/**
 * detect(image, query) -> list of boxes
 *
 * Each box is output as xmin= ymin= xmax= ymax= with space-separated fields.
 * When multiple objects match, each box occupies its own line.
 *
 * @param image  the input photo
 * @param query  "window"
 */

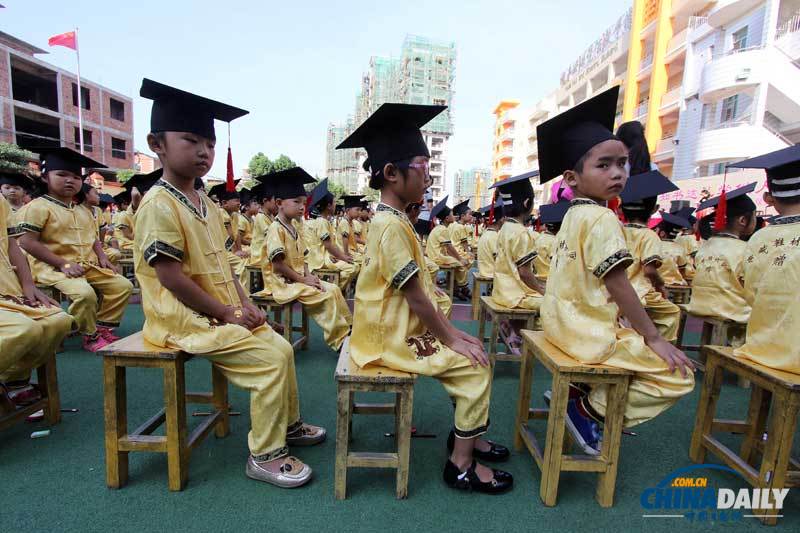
xmin=110 ymin=98 xmax=125 ymax=121
xmin=720 ymin=95 xmax=738 ymax=123
xmin=71 ymin=83 xmax=90 ymax=110
xmin=73 ymin=127 xmax=93 ymax=152
xmin=732 ymin=26 xmax=748 ymax=51
xmin=433 ymin=98 xmax=446 ymax=106
xmin=111 ymin=137 xmax=126 ymax=159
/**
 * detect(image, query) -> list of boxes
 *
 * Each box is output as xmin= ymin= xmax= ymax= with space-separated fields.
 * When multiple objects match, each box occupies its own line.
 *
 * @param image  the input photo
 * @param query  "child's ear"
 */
xmin=563 ymin=169 xmax=578 ymax=189
xmin=147 ymin=133 xmax=163 ymax=155
xmin=383 ymin=163 xmax=399 ymax=184
xmin=763 ymin=191 xmax=774 ymax=207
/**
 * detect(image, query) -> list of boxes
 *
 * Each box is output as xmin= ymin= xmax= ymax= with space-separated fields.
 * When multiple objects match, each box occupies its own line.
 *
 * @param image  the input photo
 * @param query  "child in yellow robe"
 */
xmin=256 ymin=167 xmax=351 ymax=351
xmin=0 ymin=171 xmax=28 ymax=212
xmin=538 ymin=88 xmax=694 ymax=453
xmin=450 ymin=200 xmax=473 ymax=260
xmin=304 ymin=179 xmax=358 ymax=293
xmin=136 ymin=78 xmax=324 ymax=488
xmin=675 ymin=224 xmax=699 ymax=281
xmin=18 ymin=148 xmax=133 ymax=352
xmin=427 ymin=197 xmax=471 ymax=300
xmin=618 ymin=171 xmax=683 ymax=343
xmin=476 ymin=201 xmax=504 ymax=278
xmin=111 ymin=191 xmax=135 ymax=252
xmin=238 ymin=192 xmax=260 ymax=254
xmin=727 ymin=147 xmax=800 ymax=374
xmin=245 ymin=180 xmax=277 ymax=292
xmin=211 ymin=182 xmax=249 ymax=289
xmin=406 ymin=201 xmax=452 ymax=317
xmin=336 ymin=102 xmax=512 ymax=494
xmin=0 ymin=192 xmax=73 ymax=409
xmin=687 ymin=184 xmax=757 ymax=325
xmin=77 ymin=181 xmax=121 ymax=266
xmin=336 ymin=195 xmax=365 ymax=264
xmin=655 ymin=220 xmax=689 ymax=287
xmin=532 ymin=223 xmax=556 ymax=279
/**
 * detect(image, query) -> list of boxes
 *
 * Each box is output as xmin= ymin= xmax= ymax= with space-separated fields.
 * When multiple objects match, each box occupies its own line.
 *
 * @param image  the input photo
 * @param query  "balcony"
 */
xmin=495 ymin=149 xmax=513 ymax=161
xmin=499 ymin=129 xmax=515 ymax=142
xmin=635 ymin=100 xmax=649 ymax=119
xmin=666 ymin=28 xmax=688 ymax=59
xmin=527 ymin=143 xmax=538 ymax=158
xmin=695 ymin=122 xmax=789 ymax=164
xmin=699 ymin=46 xmax=765 ymax=103
xmin=498 ymin=165 xmax=512 ymax=177
xmin=708 ymin=0 xmax=763 ymax=29
xmin=659 ymin=87 xmax=681 ymax=113
xmin=500 ymin=111 xmax=515 ymax=125
xmin=638 ymin=54 xmax=653 ymax=78
xmin=653 ymin=136 xmax=676 ymax=163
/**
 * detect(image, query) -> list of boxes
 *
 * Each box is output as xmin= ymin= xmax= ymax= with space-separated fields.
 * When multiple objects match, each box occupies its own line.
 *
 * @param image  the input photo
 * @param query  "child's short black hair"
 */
xmin=620 ymin=197 xmax=657 ymax=223
xmin=503 ymin=185 xmax=535 ymax=218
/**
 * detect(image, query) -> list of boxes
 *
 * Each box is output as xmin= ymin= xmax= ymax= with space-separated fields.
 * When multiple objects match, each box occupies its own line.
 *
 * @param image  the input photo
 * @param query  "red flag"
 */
xmin=226 ymin=147 xmax=235 ymax=192
xmin=48 ymin=31 xmax=77 ymax=50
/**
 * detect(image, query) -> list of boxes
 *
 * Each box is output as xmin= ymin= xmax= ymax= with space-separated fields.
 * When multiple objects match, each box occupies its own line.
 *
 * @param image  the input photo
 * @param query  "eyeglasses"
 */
xmin=404 ymin=161 xmax=430 ymax=180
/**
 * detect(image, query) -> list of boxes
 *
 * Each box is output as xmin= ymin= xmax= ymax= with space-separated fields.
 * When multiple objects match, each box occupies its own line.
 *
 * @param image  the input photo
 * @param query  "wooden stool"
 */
xmin=334 ymin=338 xmax=415 ymax=500
xmin=676 ymin=305 xmax=746 ymax=373
xmin=314 ymin=268 xmax=341 ymax=289
xmin=477 ymin=295 xmax=538 ymax=362
xmin=690 ymin=345 xmax=800 ymax=525
xmin=0 ymin=354 xmax=60 ymax=431
xmin=246 ymin=266 xmax=264 ymax=294
xmin=117 ymin=258 xmax=139 ymax=294
xmin=436 ymin=266 xmax=456 ymax=301
xmin=119 ymin=249 xmax=133 ymax=261
xmin=470 ymin=274 xmax=492 ymax=320
xmin=251 ymin=295 xmax=309 ymax=350
xmin=515 ymin=330 xmax=632 ymax=507
xmin=99 ymin=332 xmax=230 ymax=491
xmin=665 ymin=283 xmax=691 ymax=304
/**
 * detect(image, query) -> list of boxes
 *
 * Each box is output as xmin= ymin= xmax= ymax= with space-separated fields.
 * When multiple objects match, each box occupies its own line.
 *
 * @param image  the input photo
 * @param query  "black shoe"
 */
xmin=447 ymin=430 xmax=510 ymax=462
xmin=443 ymin=459 xmax=513 ymax=494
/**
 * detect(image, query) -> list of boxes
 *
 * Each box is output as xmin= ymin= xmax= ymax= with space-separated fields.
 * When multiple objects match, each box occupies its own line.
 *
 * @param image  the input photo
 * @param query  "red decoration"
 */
xmin=48 ymin=31 xmax=77 ymax=50
xmin=714 ymin=172 xmax=728 ymax=231
xmin=226 ymin=147 xmax=235 ymax=192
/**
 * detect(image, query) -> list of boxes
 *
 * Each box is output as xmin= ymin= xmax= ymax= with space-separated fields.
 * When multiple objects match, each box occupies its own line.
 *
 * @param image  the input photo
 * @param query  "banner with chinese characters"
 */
xmin=658 ymin=170 xmax=776 ymax=216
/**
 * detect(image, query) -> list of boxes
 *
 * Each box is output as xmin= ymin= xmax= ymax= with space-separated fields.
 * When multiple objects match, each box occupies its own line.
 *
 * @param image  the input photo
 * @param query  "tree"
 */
xmin=0 ymin=142 xmax=36 ymax=174
xmin=271 ymin=154 xmax=296 ymax=172
xmin=116 ymin=169 xmax=135 ymax=183
xmin=359 ymin=185 xmax=379 ymax=204
xmin=328 ymin=181 xmax=347 ymax=201
xmin=247 ymin=152 xmax=272 ymax=177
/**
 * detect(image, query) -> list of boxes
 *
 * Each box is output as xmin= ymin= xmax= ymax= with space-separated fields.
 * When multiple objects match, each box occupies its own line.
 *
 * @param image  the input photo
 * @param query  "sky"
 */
xmin=2 ymin=0 xmax=630 ymax=188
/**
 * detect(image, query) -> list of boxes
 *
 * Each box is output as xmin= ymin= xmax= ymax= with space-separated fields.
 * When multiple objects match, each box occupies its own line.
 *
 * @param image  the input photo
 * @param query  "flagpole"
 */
xmin=74 ymin=27 xmax=84 ymax=154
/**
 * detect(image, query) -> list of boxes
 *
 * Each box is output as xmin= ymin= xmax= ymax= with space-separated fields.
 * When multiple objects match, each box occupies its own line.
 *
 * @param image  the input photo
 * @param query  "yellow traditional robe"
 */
xmin=112 ymin=207 xmax=134 ymax=250
xmin=0 ymin=196 xmax=73 ymax=382
xmin=351 ymin=203 xmax=490 ymax=437
xmin=88 ymin=205 xmax=120 ymax=265
xmin=491 ymin=219 xmax=541 ymax=310
xmin=532 ymin=231 xmax=556 ymax=278
xmin=412 ymin=231 xmax=451 ymax=317
xmin=303 ymin=215 xmax=357 ymax=292
xmin=352 ymin=218 xmax=366 ymax=254
xmin=238 ymin=214 xmax=253 ymax=249
xmin=541 ymin=199 xmax=693 ymax=427
xmin=449 ymin=221 xmax=472 ymax=259
xmin=735 ymin=215 xmax=800 ymax=373
xmin=426 ymin=224 xmax=468 ymax=286
xmin=134 ymin=180 xmax=301 ymax=460
xmin=247 ymin=212 xmax=272 ymax=268
xmin=658 ymin=239 xmax=688 ymax=285
xmin=258 ymin=216 xmax=351 ymax=350
xmin=477 ymin=227 xmax=499 ymax=278
xmin=676 ymin=233 xmax=699 ymax=280
xmin=687 ymin=234 xmax=750 ymax=323
xmin=220 ymin=207 xmax=247 ymax=287
xmin=623 ymin=224 xmax=681 ymax=342
xmin=336 ymin=217 xmax=363 ymax=263
xmin=18 ymin=196 xmax=132 ymax=333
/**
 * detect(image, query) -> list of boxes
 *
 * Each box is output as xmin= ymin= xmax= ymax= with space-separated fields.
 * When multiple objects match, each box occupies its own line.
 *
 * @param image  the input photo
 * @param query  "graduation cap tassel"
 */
xmin=607 ymin=196 xmax=622 ymax=222
xmin=713 ymin=170 xmax=728 ymax=231
xmin=535 ymin=215 xmax=542 ymax=233
xmin=488 ymin=190 xmax=496 ymax=225
xmin=226 ymin=123 xmax=235 ymax=193
xmin=304 ymin=193 xmax=312 ymax=220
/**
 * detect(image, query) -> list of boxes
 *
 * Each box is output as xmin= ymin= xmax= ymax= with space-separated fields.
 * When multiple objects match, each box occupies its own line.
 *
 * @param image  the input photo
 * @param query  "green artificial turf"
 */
xmin=1 ymin=304 xmax=798 ymax=532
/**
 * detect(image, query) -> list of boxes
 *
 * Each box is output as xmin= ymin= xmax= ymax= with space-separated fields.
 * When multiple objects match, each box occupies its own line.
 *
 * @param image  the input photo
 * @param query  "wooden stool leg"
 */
xmin=301 ymin=305 xmax=309 ymax=350
xmin=103 ymin=358 xmax=128 ymax=489
xmin=38 ymin=354 xmax=60 ymax=424
xmin=489 ymin=313 xmax=499 ymax=357
xmin=471 ymin=278 xmax=480 ymax=320
xmin=740 ymin=385 xmax=770 ymax=465
xmin=595 ymin=378 xmax=629 ymax=507
xmin=477 ymin=304 xmax=487 ymax=347
xmin=699 ymin=322 xmax=713 ymax=367
xmin=540 ymin=373 xmax=570 ymax=506
xmin=514 ymin=342 xmax=534 ymax=451
xmin=334 ymin=384 xmax=352 ymax=500
xmin=281 ymin=305 xmax=292 ymax=345
xmin=163 ymin=361 xmax=188 ymax=491
xmin=689 ymin=353 xmax=724 ymax=463
xmin=755 ymin=390 xmax=797 ymax=525
xmin=395 ymin=385 xmax=414 ymax=499
xmin=447 ymin=270 xmax=455 ymax=300
xmin=212 ymin=364 xmax=230 ymax=438
xmin=348 ymin=391 xmax=354 ymax=442
xmin=676 ymin=309 xmax=687 ymax=351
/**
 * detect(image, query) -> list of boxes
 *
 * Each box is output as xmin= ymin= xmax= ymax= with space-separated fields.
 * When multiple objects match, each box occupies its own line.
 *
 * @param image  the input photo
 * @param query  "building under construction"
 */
xmin=325 ymin=35 xmax=456 ymax=200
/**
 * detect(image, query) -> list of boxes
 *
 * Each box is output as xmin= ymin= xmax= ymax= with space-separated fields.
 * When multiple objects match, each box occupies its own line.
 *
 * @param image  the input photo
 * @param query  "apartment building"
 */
xmin=453 ymin=167 xmax=492 ymax=208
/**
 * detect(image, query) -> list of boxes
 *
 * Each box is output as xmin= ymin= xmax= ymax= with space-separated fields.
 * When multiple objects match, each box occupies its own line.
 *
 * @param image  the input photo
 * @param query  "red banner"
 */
xmin=48 ymin=31 xmax=77 ymax=50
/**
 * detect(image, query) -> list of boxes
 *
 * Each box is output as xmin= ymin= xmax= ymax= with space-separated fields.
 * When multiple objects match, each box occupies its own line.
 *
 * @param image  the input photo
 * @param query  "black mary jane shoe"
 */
xmin=447 ymin=430 xmax=510 ymax=462
xmin=443 ymin=459 xmax=513 ymax=494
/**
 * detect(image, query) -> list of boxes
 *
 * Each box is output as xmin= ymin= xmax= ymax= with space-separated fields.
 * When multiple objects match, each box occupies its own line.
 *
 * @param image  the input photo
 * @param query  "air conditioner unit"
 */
xmin=735 ymin=68 xmax=751 ymax=81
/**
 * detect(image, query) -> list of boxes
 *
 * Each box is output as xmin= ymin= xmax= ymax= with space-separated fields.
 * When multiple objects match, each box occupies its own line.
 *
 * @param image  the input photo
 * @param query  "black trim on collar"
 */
xmin=773 ymin=215 xmax=800 ymax=226
xmin=43 ymin=195 xmax=73 ymax=209
xmin=624 ymin=223 xmax=648 ymax=229
xmin=376 ymin=203 xmax=406 ymax=219
xmin=156 ymin=179 xmax=207 ymax=219
xmin=713 ymin=233 xmax=742 ymax=240
xmin=570 ymin=198 xmax=598 ymax=207
xmin=278 ymin=217 xmax=297 ymax=240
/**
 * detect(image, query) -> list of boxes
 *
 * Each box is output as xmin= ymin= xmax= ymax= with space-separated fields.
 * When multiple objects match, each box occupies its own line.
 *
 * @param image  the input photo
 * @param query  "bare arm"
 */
xmin=445 ymin=243 xmax=464 ymax=263
xmin=120 ymin=226 xmax=134 ymax=241
xmin=519 ymin=261 xmax=546 ymax=294
xmin=323 ymin=239 xmax=352 ymax=262
xmin=604 ymin=266 xmax=693 ymax=376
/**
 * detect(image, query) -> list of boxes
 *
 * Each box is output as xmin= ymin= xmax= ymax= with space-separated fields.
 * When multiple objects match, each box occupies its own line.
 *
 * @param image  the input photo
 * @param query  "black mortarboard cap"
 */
xmin=480 ymin=199 xmax=505 ymax=220
xmin=335 ymin=103 xmax=446 ymax=188
xmin=489 ymin=170 xmax=537 ymax=206
xmin=124 ymin=169 xmax=163 ymax=195
xmin=260 ymin=167 xmax=315 ymax=200
xmin=414 ymin=218 xmax=432 ymax=237
xmin=0 ymin=171 xmax=34 ymax=189
xmin=342 ymin=194 xmax=364 ymax=209
xmin=453 ymin=199 xmax=470 ymax=217
xmin=536 ymin=86 xmax=620 ymax=183
xmin=208 ymin=180 xmax=241 ymax=201
xmin=620 ymin=170 xmax=679 ymax=205
xmin=140 ymin=78 xmax=249 ymax=140
xmin=539 ymin=201 xmax=571 ymax=225
xmin=98 ymin=193 xmax=114 ymax=206
xmin=728 ymin=145 xmax=800 ymax=199
xmin=697 ymin=182 xmax=757 ymax=213
xmin=659 ymin=211 xmax=692 ymax=229
xmin=431 ymin=195 xmax=450 ymax=221
xmin=310 ymin=178 xmax=333 ymax=208
xmin=673 ymin=206 xmax=695 ymax=220
xmin=250 ymin=181 xmax=274 ymax=202
xmin=239 ymin=188 xmax=257 ymax=206
xmin=114 ymin=190 xmax=131 ymax=205
xmin=194 ymin=177 xmax=205 ymax=190
xmin=36 ymin=146 xmax=105 ymax=175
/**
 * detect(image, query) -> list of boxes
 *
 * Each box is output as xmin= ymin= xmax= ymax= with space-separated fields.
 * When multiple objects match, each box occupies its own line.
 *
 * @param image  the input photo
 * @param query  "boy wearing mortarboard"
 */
xmin=337 ymin=103 xmax=513 ymax=494
xmin=534 ymin=200 xmax=570 ymax=282
xmin=17 ymin=148 xmax=133 ymax=352
xmin=476 ymin=200 xmax=505 ymax=279
xmin=336 ymin=194 xmax=366 ymax=264
xmin=685 ymin=183 xmax=757 ymax=326
xmin=112 ymin=189 xmax=134 ymax=251
xmin=426 ymin=197 xmax=472 ymax=300
xmin=729 ymin=146 xmax=800 ymax=374
xmin=136 ymin=79 xmax=324 ymax=487
xmin=208 ymin=181 xmax=250 ymax=290
xmin=618 ymin=170 xmax=683 ymax=342
xmin=537 ymin=87 xmax=694 ymax=454
xmin=655 ymin=213 xmax=691 ymax=288
xmin=254 ymin=167 xmax=352 ymax=351
xmin=304 ymin=178 xmax=359 ymax=293
xmin=406 ymin=200 xmax=452 ymax=317
xmin=0 ymin=171 xmax=33 ymax=212
xmin=246 ymin=179 xmax=277 ymax=280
